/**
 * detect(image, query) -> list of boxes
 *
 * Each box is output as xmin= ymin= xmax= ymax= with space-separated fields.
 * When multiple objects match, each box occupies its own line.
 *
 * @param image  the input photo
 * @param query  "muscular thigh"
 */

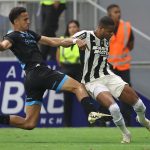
xmin=61 ymin=77 xmax=80 ymax=91
xmin=119 ymin=85 xmax=138 ymax=105
xmin=96 ymin=91 xmax=115 ymax=108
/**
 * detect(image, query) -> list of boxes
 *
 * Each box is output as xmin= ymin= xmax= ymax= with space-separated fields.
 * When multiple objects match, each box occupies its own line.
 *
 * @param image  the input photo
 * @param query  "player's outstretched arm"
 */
xmin=39 ymin=36 xmax=75 ymax=47
xmin=39 ymin=36 xmax=88 ymax=49
xmin=0 ymin=40 xmax=12 ymax=51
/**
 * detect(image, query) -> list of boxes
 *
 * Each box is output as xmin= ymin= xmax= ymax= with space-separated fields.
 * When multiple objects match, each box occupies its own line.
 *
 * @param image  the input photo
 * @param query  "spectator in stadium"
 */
xmin=40 ymin=0 xmax=66 ymax=61
xmin=107 ymin=4 xmax=134 ymax=126
xmin=56 ymin=20 xmax=81 ymax=126
xmin=0 ymin=7 xmax=109 ymax=130
xmin=73 ymin=16 xmax=150 ymax=143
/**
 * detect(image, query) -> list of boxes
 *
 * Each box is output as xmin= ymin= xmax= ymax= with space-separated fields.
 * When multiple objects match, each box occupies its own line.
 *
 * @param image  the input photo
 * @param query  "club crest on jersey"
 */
xmin=93 ymin=46 xmax=109 ymax=56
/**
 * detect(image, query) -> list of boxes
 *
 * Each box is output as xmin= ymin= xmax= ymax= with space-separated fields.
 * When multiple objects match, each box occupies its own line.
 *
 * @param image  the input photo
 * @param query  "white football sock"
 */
xmin=133 ymin=98 xmax=146 ymax=124
xmin=109 ymin=103 xmax=129 ymax=134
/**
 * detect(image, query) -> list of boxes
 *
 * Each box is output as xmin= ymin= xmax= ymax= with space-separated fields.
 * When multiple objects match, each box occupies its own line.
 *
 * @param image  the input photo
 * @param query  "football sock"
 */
xmin=133 ymin=98 xmax=146 ymax=124
xmin=109 ymin=103 xmax=129 ymax=134
xmin=81 ymin=97 xmax=97 ymax=115
xmin=0 ymin=115 xmax=10 ymax=125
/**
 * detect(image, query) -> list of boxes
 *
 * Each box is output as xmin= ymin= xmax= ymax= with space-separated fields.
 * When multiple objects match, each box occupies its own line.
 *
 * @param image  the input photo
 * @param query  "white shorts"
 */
xmin=85 ymin=75 xmax=128 ymax=99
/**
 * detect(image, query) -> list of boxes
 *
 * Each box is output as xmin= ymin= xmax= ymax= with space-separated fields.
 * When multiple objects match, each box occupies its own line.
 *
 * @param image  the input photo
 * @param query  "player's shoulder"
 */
xmin=4 ymin=30 xmax=20 ymax=40
xmin=5 ymin=30 xmax=18 ymax=36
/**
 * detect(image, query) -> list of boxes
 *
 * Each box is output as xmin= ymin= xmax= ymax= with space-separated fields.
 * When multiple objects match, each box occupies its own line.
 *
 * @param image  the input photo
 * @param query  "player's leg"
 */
xmin=119 ymin=85 xmax=150 ymax=131
xmin=0 ymin=104 xmax=41 ymax=130
xmin=0 ymin=68 xmax=43 ymax=130
xmin=87 ymin=81 xmax=131 ymax=143
xmin=0 ymin=68 xmax=45 ymax=129
xmin=41 ymin=67 xmax=110 ymax=122
xmin=60 ymin=76 xmax=112 ymax=123
xmin=58 ymin=76 xmax=98 ymax=115
xmin=10 ymin=104 xmax=41 ymax=129
xmin=0 ymin=85 xmax=43 ymax=130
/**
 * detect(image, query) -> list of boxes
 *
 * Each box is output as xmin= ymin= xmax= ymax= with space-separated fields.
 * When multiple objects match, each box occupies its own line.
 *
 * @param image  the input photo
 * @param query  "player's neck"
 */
xmin=94 ymin=30 xmax=102 ymax=39
xmin=13 ymin=26 xmax=27 ymax=32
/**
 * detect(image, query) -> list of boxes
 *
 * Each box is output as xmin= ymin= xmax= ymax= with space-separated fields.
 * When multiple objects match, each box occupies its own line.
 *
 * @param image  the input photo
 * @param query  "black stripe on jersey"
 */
xmin=94 ymin=56 xmax=103 ymax=78
xmin=103 ymin=59 xmax=109 ymax=75
xmin=84 ymin=34 xmax=96 ymax=83
xmin=79 ymin=50 xmax=85 ymax=82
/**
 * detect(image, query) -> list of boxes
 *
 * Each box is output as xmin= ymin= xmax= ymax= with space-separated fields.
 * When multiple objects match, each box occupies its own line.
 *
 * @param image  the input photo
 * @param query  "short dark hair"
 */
xmin=98 ymin=16 xmax=115 ymax=28
xmin=107 ymin=4 xmax=119 ymax=12
xmin=65 ymin=20 xmax=80 ymax=37
xmin=9 ymin=7 xmax=27 ymax=24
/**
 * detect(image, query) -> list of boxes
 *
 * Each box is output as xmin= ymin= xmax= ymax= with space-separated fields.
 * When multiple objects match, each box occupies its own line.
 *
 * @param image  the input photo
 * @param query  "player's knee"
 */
xmin=76 ymin=83 xmax=85 ymax=93
xmin=109 ymin=103 xmax=120 ymax=114
xmin=71 ymin=82 xmax=85 ymax=93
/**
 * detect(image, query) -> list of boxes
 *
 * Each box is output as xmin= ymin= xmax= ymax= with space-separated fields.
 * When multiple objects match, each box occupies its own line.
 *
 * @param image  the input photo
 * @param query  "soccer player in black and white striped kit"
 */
xmin=73 ymin=16 xmax=150 ymax=143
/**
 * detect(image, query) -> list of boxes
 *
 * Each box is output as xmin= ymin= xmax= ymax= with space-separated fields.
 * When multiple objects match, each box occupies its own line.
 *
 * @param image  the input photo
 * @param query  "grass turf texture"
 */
xmin=0 ymin=127 xmax=149 ymax=150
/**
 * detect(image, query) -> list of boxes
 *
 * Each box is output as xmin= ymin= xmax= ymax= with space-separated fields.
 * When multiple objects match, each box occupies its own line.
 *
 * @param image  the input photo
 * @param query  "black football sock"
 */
xmin=81 ymin=97 xmax=97 ymax=115
xmin=0 ymin=115 xmax=10 ymax=125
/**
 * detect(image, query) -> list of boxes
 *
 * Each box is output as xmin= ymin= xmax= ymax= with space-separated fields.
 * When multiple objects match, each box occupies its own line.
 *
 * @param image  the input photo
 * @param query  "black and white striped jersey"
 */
xmin=73 ymin=30 xmax=114 ymax=84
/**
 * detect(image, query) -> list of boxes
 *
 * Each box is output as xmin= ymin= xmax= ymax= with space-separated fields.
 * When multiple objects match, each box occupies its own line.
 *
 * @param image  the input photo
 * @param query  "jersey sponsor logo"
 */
xmin=20 ymin=32 xmax=36 ymax=45
xmin=24 ymin=39 xmax=36 ymax=45
xmin=93 ymin=45 xmax=109 ymax=56
xmin=92 ymin=39 xmax=109 ymax=56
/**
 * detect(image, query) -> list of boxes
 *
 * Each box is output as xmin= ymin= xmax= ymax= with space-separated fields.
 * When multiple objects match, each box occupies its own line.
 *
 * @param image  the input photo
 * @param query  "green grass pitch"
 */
xmin=0 ymin=127 xmax=149 ymax=150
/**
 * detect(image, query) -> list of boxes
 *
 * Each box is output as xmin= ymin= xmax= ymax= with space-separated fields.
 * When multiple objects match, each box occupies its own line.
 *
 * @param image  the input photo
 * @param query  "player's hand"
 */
xmin=76 ymin=39 xmax=89 ymax=51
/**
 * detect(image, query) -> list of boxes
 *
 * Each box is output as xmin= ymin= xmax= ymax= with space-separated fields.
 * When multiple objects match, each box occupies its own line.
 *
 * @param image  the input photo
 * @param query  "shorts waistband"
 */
xmin=25 ymin=63 xmax=47 ymax=73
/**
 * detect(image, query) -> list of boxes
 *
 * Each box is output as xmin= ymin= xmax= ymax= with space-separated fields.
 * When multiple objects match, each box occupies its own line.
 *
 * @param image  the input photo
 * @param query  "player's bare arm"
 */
xmin=39 ymin=36 xmax=88 ymax=49
xmin=0 ymin=40 xmax=12 ymax=51
xmin=39 ymin=36 xmax=74 ymax=47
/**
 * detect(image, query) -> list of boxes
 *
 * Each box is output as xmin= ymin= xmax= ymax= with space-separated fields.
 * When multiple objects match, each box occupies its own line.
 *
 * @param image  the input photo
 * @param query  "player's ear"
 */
xmin=14 ymin=19 xmax=18 ymax=25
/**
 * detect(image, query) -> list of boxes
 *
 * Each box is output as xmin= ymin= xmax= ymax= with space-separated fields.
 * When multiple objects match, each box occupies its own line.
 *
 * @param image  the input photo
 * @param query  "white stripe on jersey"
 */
xmin=107 ymin=64 xmax=115 ymax=75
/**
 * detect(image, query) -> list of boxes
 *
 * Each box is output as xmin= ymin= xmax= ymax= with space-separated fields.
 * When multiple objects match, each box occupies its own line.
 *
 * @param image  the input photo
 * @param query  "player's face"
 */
xmin=100 ymin=26 xmax=114 ymax=40
xmin=15 ymin=12 xmax=30 ymax=31
xmin=68 ymin=22 xmax=80 ymax=36
xmin=109 ymin=7 xmax=121 ymax=23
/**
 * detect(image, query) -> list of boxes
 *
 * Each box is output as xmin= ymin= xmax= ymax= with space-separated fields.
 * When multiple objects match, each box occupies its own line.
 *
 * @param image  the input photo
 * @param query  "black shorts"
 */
xmin=24 ymin=65 xmax=68 ymax=106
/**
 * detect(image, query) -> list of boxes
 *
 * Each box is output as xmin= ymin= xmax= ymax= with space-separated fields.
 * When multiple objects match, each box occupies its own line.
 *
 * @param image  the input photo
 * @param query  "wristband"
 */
xmin=73 ymin=38 xmax=78 ymax=44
